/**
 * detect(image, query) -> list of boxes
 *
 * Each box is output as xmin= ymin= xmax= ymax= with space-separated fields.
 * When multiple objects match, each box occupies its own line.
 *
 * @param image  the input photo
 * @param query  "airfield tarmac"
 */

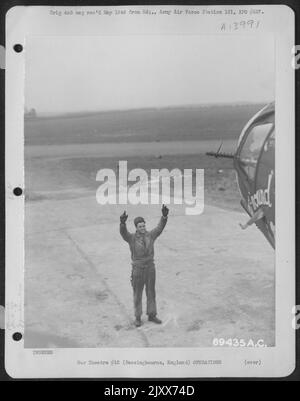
xmin=24 ymin=139 xmax=275 ymax=348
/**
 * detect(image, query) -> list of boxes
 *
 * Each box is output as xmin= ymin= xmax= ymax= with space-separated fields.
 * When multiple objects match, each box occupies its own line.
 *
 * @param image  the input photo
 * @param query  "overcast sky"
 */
xmin=25 ymin=35 xmax=274 ymax=113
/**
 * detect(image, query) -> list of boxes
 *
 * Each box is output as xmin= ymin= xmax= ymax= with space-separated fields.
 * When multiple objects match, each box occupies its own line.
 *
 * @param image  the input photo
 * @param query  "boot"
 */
xmin=134 ymin=317 xmax=142 ymax=327
xmin=148 ymin=315 xmax=162 ymax=324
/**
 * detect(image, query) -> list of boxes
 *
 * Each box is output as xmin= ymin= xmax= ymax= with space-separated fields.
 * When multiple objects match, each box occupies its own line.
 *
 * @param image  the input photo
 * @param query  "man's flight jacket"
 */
xmin=120 ymin=216 xmax=167 ymax=268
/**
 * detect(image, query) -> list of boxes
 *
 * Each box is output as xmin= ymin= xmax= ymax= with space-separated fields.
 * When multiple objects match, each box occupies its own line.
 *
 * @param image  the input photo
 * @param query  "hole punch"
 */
xmin=12 ymin=332 xmax=22 ymax=342
xmin=13 ymin=44 xmax=23 ymax=53
xmin=13 ymin=187 xmax=23 ymax=196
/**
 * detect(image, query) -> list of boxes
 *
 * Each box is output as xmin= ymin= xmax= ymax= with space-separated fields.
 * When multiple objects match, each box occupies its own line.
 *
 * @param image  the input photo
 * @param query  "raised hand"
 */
xmin=162 ymin=204 xmax=169 ymax=218
xmin=239 ymin=222 xmax=247 ymax=230
xmin=120 ymin=211 xmax=128 ymax=224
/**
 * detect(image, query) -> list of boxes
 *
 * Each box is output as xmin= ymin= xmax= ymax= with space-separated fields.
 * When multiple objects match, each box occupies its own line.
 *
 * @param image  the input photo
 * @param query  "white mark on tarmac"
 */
xmin=162 ymin=313 xmax=179 ymax=328
xmin=142 ymin=313 xmax=179 ymax=332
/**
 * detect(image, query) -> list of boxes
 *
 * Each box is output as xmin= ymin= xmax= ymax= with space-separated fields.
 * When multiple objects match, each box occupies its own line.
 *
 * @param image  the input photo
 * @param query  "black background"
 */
xmin=0 ymin=0 xmax=299 ymax=384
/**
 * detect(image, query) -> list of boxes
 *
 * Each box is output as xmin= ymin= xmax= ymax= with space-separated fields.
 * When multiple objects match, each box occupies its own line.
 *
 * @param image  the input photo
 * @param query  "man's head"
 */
xmin=134 ymin=217 xmax=146 ymax=234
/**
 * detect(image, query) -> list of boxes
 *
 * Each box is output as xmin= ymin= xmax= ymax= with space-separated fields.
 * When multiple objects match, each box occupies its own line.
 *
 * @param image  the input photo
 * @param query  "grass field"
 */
xmin=25 ymin=103 xmax=264 ymax=145
xmin=25 ymin=103 xmax=266 ymax=211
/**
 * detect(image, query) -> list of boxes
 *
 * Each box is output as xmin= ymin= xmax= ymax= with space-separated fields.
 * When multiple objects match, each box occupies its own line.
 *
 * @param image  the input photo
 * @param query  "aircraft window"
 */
xmin=240 ymin=123 xmax=273 ymax=180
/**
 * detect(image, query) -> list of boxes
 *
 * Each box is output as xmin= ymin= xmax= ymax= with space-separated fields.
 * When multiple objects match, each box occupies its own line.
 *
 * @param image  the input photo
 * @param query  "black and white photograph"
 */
xmin=23 ymin=33 xmax=276 ymax=348
xmin=4 ymin=4 xmax=295 ymax=378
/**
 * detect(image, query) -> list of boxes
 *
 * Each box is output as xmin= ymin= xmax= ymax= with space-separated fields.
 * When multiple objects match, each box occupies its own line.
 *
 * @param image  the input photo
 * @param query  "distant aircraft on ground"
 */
xmin=207 ymin=102 xmax=275 ymax=248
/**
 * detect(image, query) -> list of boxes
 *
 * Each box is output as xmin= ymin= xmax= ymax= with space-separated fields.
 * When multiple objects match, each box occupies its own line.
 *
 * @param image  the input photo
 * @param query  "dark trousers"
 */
xmin=131 ymin=265 xmax=157 ymax=319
